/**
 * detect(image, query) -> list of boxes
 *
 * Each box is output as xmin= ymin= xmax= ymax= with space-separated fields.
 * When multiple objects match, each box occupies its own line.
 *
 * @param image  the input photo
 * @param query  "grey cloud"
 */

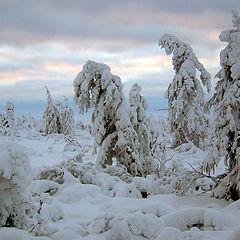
xmin=0 ymin=0 xmax=238 ymax=48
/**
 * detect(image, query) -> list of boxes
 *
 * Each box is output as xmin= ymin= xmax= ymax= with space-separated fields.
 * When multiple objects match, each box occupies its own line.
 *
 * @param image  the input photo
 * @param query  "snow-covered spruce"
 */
xmin=202 ymin=11 xmax=240 ymax=200
xmin=43 ymin=86 xmax=62 ymax=135
xmin=148 ymin=115 xmax=167 ymax=175
xmin=61 ymin=97 xmax=75 ymax=136
xmin=74 ymin=60 xmax=150 ymax=176
xmin=0 ymin=142 xmax=36 ymax=230
xmin=0 ymin=113 xmax=7 ymax=135
xmin=159 ymin=34 xmax=211 ymax=149
xmin=129 ymin=83 xmax=162 ymax=175
xmin=43 ymin=86 xmax=75 ymax=136
xmin=0 ymin=101 xmax=15 ymax=136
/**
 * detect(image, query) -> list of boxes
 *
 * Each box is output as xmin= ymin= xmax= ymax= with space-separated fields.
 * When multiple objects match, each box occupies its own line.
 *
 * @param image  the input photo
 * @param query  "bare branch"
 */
xmin=188 ymin=163 xmax=219 ymax=184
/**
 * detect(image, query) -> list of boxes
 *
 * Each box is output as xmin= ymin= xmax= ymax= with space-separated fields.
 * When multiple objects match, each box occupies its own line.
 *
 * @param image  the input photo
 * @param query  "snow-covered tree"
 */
xmin=5 ymin=101 xmax=15 ymax=130
xmin=43 ymin=87 xmax=75 ymax=136
xmin=202 ymin=11 xmax=240 ymax=200
xmin=148 ymin=115 xmax=167 ymax=174
xmin=0 ymin=113 xmax=7 ymax=135
xmin=0 ymin=142 xmax=36 ymax=230
xmin=0 ymin=102 xmax=15 ymax=136
xmin=61 ymin=97 xmax=75 ymax=136
xmin=159 ymin=34 xmax=211 ymax=149
xmin=129 ymin=84 xmax=152 ymax=168
xmin=74 ymin=60 xmax=146 ymax=176
xmin=43 ymin=86 xmax=61 ymax=135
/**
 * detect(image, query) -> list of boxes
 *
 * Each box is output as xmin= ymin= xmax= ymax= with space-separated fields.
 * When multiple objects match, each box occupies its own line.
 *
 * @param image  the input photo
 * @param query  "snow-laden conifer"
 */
xmin=61 ymin=97 xmax=75 ymax=136
xmin=0 ymin=102 xmax=15 ymax=136
xmin=159 ymin=34 xmax=211 ymax=149
xmin=0 ymin=142 xmax=36 ymax=230
xmin=148 ymin=115 xmax=167 ymax=175
xmin=73 ymin=60 xmax=145 ymax=176
xmin=43 ymin=86 xmax=61 ymax=134
xmin=202 ymin=11 xmax=240 ymax=200
xmin=129 ymin=83 xmax=159 ymax=175
xmin=5 ymin=101 xmax=15 ymax=130
xmin=0 ymin=113 xmax=7 ymax=135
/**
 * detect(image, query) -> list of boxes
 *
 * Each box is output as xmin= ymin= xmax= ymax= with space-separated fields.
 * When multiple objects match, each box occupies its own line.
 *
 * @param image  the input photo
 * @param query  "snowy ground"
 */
xmin=1 ymin=129 xmax=240 ymax=240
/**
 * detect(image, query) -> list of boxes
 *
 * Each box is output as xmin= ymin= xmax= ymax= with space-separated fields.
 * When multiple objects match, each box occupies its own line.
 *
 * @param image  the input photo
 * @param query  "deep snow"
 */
xmin=0 ymin=128 xmax=240 ymax=240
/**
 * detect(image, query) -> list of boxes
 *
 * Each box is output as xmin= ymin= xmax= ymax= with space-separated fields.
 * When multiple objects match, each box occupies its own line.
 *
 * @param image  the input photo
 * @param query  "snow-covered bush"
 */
xmin=14 ymin=114 xmax=41 ymax=138
xmin=159 ymin=34 xmax=211 ymax=149
xmin=34 ymin=166 xmax=64 ymax=184
xmin=73 ymin=60 xmax=147 ymax=176
xmin=202 ymin=11 xmax=240 ymax=200
xmin=0 ymin=142 xmax=36 ymax=230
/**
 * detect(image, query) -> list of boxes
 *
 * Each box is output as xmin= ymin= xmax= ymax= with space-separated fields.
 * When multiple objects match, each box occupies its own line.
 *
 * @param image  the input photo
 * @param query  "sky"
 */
xmin=0 ymin=0 xmax=239 ymax=118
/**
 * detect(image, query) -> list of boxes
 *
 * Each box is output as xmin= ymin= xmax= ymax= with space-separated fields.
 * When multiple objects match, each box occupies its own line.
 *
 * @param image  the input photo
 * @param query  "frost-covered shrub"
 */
xmin=132 ymin=176 xmax=162 ymax=197
xmin=76 ymin=119 xmax=85 ymax=131
xmin=159 ymin=34 xmax=211 ymax=149
xmin=104 ymin=165 xmax=133 ymax=183
xmin=34 ymin=166 xmax=64 ymax=184
xmin=202 ymin=11 xmax=240 ymax=200
xmin=30 ymin=180 xmax=60 ymax=196
xmin=73 ymin=60 xmax=147 ymax=176
xmin=14 ymin=114 xmax=42 ymax=138
xmin=0 ymin=142 xmax=36 ymax=230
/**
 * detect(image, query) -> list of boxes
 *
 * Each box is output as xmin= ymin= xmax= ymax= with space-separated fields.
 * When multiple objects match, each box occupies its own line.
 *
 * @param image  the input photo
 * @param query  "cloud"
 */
xmin=0 ymin=0 xmax=236 ymax=105
xmin=0 ymin=0 xmax=237 ymax=48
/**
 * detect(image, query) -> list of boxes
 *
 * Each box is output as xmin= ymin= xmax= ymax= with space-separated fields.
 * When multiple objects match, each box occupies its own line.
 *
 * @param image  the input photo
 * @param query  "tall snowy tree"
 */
xmin=148 ymin=115 xmax=167 ymax=172
xmin=159 ymin=34 xmax=211 ymax=149
xmin=73 ymin=60 xmax=146 ymax=176
xmin=43 ymin=86 xmax=61 ymax=134
xmin=0 ymin=102 xmax=15 ymax=136
xmin=61 ymin=97 xmax=75 ymax=136
xmin=129 ymin=83 xmax=150 ymax=157
xmin=129 ymin=83 xmax=159 ymax=175
xmin=5 ymin=101 xmax=15 ymax=130
xmin=202 ymin=11 xmax=240 ymax=200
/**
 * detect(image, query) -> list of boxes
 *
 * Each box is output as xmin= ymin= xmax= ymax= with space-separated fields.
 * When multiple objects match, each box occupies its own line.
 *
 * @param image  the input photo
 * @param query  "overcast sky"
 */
xmin=0 ymin=0 xmax=239 ymax=112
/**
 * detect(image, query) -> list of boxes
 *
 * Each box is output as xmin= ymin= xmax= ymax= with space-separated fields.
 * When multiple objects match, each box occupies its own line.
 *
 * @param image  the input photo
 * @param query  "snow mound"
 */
xmin=160 ymin=207 xmax=224 ymax=231
xmin=156 ymin=227 xmax=183 ymax=240
xmin=0 ymin=227 xmax=51 ymax=240
xmin=88 ymin=212 xmax=164 ymax=240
